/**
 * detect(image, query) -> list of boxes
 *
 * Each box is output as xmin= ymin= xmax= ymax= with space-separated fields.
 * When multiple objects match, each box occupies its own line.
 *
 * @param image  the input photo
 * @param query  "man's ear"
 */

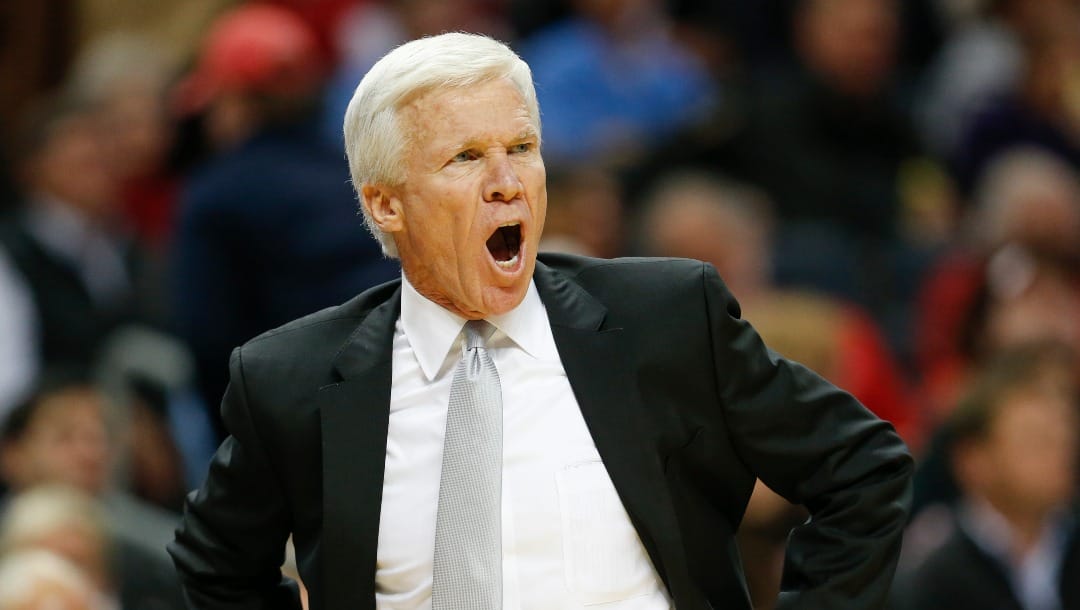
xmin=361 ymin=183 xmax=404 ymax=234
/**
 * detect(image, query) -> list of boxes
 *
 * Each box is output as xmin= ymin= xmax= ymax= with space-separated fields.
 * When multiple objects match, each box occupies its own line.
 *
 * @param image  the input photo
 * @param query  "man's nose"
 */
xmin=484 ymin=152 xmax=522 ymax=203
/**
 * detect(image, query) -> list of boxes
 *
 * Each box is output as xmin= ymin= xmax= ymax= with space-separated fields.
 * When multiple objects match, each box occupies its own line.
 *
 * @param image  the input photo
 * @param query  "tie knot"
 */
xmin=464 ymin=320 xmax=494 ymax=350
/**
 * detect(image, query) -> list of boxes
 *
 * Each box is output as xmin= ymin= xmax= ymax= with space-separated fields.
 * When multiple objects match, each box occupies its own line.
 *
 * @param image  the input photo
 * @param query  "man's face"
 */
xmin=365 ymin=77 xmax=546 ymax=318
xmin=29 ymin=116 xmax=117 ymax=220
xmin=2 ymin=389 xmax=110 ymax=495
xmin=798 ymin=0 xmax=899 ymax=98
xmin=961 ymin=390 xmax=1079 ymax=518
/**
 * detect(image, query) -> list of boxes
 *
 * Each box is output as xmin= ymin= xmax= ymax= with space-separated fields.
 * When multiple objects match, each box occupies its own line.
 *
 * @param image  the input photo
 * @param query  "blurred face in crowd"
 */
xmin=362 ymin=78 xmax=547 ymax=318
xmin=996 ymin=180 xmax=1080 ymax=259
xmin=23 ymin=114 xmax=117 ymax=221
xmin=646 ymin=193 xmax=769 ymax=301
xmin=1023 ymin=19 xmax=1080 ymax=133
xmin=97 ymin=85 xmax=172 ymax=181
xmin=984 ymin=265 xmax=1080 ymax=356
xmin=543 ymin=170 xmax=623 ymax=259
xmin=1 ymin=388 xmax=110 ymax=495
xmin=796 ymin=0 xmax=899 ymax=98
xmin=956 ymin=389 xmax=1079 ymax=521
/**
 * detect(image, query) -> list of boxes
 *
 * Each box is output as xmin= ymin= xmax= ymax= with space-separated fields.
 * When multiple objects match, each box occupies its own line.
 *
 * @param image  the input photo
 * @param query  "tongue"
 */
xmin=487 ymin=230 xmax=513 ymax=262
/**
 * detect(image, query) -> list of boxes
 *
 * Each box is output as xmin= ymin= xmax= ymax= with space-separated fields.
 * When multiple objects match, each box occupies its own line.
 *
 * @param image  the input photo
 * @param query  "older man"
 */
xmin=169 ymin=33 xmax=912 ymax=610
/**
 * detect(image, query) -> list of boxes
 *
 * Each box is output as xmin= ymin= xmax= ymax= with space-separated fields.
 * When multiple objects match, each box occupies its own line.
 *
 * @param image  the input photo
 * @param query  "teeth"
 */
xmin=495 ymin=253 xmax=519 ymax=269
xmin=500 ymin=222 xmax=520 ymax=228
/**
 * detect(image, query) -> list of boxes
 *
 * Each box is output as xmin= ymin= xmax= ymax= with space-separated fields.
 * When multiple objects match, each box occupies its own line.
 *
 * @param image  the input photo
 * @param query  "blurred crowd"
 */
xmin=2 ymin=0 xmax=1080 ymax=607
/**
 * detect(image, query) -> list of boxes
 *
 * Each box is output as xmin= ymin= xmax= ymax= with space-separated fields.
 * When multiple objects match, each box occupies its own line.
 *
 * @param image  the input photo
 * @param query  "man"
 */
xmin=895 ymin=343 xmax=1080 ymax=610
xmin=171 ymin=4 xmax=399 ymax=438
xmin=169 ymin=33 xmax=912 ymax=609
xmin=0 ymin=96 xmax=147 ymax=417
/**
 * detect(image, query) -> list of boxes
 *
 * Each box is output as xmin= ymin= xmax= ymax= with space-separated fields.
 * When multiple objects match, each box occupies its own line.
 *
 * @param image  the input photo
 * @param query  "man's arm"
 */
xmin=701 ymin=263 xmax=913 ymax=609
xmin=168 ymin=348 xmax=301 ymax=610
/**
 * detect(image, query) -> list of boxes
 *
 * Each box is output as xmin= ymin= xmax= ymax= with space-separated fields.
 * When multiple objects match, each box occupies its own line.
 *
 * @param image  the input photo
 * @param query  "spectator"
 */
xmin=518 ymin=0 xmax=716 ymax=165
xmin=67 ymin=33 xmax=181 ymax=255
xmin=917 ymin=0 xmax=1032 ymax=156
xmin=0 ymin=483 xmax=182 ymax=610
xmin=916 ymin=147 xmax=1080 ymax=418
xmin=170 ymin=4 xmax=399 ymax=435
xmin=726 ymin=0 xmax=920 ymax=240
xmin=950 ymin=2 xmax=1080 ymax=196
xmin=895 ymin=342 xmax=1080 ymax=610
xmin=324 ymin=0 xmax=510 ymax=147
xmin=642 ymin=0 xmax=933 ymax=330
xmin=539 ymin=167 xmax=625 ymax=258
xmin=0 ymin=94 xmax=159 ymax=418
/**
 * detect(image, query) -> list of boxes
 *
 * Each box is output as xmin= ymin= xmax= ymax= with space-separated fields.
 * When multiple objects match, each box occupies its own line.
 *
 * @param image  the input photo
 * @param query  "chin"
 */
xmin=479 ymin=283 xmax=529 ymax=316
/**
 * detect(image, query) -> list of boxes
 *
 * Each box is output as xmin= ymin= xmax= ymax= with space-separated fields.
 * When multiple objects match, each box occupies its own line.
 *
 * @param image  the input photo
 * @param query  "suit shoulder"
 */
xmin=538 ymin=253 xmax=723 ymax=322
xmin=540 ymin=252 xmax=708 ymax=288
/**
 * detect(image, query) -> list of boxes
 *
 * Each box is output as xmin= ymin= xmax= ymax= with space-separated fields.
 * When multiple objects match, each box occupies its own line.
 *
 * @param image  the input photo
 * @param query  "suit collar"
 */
xmin=331 ymin=284 xmax=401 ymax=380
xmin=533 ymin=260 xmax=606 ymax=331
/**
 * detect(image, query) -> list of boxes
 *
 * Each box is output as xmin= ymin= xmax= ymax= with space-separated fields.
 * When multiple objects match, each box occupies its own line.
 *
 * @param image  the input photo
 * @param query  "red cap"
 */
xmin=175 ymin=3 xmax=324 ymax=114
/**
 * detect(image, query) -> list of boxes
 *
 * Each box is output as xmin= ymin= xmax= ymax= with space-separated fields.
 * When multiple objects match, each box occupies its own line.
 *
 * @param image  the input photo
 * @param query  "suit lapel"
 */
xmin=317 ymin=289 xmax=401 ymax=610
xmin=534 ymin=262 xmax=699 ymax=607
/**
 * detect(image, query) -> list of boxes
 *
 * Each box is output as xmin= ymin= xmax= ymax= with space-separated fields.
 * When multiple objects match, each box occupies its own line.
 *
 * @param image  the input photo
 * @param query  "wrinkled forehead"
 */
xmin=396 ymin=77 xmax=538 ymax=131
xmin=396 ymin=80 xmax=539 ymax=153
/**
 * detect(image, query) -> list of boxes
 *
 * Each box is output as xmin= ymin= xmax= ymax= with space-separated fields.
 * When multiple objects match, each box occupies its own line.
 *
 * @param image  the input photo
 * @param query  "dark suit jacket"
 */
xmin=169 ymin=254 xmax=913 ymax=610
xmin=893 ymin=512 xmax=1080 ymax=610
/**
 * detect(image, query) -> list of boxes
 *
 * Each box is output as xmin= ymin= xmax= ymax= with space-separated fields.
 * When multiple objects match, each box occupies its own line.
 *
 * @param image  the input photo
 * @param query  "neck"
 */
xmin=985 ymin=497 xmax=1059 ymax=561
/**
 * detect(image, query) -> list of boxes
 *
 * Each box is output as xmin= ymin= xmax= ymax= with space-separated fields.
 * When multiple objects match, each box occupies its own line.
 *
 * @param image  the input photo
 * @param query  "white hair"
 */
xmin=0 ymin=550 xmax=102 ymax=609
xmin=343 ymin=32 xmax=540 ymax=258
xmin=0 ymin=485 xmax=106 ymax=556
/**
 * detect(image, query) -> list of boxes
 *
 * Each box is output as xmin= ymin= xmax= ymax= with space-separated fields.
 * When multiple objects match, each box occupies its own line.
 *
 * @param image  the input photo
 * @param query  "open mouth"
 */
xmin=486 ymin=222 xmax=522 ymax=269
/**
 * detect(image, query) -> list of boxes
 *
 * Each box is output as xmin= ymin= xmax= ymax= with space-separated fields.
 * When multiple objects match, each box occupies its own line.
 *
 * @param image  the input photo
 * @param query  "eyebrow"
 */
xmin=514 ymin=127 xmax=540 ymax=141
xmin=447 ymin=128 xmax=540 ymax=153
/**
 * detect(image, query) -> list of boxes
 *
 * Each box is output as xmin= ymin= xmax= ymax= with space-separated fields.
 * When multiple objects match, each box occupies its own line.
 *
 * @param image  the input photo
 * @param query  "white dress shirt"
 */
xmin=374 ymin=274 xmax=672 ymax=610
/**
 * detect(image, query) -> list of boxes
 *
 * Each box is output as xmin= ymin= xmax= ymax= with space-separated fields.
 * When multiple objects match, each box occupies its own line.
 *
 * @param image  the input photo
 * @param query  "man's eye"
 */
xmin=510 ymin=143 xmax=533 ymax=154
xmin=453 ymin=150 xmax=478 ymax=162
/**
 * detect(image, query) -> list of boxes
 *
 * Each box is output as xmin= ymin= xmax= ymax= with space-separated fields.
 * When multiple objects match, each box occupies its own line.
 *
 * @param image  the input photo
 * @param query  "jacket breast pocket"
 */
xmin=556 ymin=460 xmax=662 ymax=606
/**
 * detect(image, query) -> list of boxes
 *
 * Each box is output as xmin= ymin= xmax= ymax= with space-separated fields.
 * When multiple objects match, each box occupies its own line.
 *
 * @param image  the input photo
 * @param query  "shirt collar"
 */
xmin=400 ymin=273 xmax=556 ymax=381
xmin=959 ymin=497 xmax=1073 ymax=566
xmin=487 ymin=280 xmax=554 ymax=362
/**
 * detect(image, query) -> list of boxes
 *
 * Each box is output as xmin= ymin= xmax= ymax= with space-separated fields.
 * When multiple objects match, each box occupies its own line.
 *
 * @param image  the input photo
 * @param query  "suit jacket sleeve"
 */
xmin=701 ymin=263 xmax=913 ymax=609
xmin=168 ymin=348 xmax=302 ymax=610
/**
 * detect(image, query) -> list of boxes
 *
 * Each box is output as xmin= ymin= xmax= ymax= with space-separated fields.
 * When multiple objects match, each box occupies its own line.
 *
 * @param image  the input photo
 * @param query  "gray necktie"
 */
xmin=432 ymin=320 xmax=502 ymax=609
